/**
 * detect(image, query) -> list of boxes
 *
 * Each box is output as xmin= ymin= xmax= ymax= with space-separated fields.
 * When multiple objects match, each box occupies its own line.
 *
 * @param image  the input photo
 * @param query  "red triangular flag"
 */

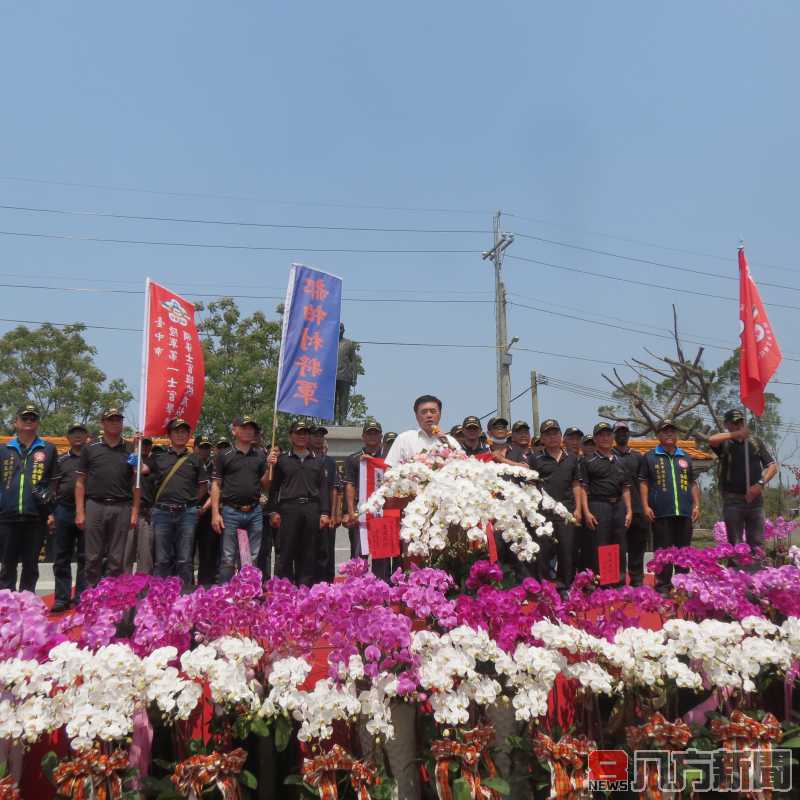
xmin=739 ymin=248 xmax=781 ymax=416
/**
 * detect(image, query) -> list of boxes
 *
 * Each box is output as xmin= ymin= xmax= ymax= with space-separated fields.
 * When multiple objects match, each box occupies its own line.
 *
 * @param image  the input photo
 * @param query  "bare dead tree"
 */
xmin=600 ymin=306 xmax=723 ymax=441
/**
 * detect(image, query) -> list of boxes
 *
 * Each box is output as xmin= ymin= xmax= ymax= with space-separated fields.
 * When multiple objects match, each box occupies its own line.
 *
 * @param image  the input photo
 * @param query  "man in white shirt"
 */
xmin=384 ymin=395 xmax=461 ymax=467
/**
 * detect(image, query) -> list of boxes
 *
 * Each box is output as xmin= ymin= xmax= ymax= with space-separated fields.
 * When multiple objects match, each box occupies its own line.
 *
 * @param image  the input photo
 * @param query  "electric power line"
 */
xmin=507 ymin=254 xmax=798 ymax=312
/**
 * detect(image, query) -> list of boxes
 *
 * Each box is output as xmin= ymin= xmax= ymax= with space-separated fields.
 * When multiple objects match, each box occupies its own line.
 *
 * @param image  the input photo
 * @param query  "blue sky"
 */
xmin=1 ymin=2 xmax=799 ymax=448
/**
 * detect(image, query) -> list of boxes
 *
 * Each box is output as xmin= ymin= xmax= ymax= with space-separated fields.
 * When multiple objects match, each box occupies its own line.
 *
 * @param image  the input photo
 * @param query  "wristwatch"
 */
xmin=757 ymin=479 xmax=765 ymax=487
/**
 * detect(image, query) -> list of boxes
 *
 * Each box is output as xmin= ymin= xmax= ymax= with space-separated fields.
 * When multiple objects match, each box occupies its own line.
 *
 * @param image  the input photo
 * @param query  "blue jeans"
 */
xmin=152 ymin=506 xmax=200 ymax=590
xmin=217 ymin=506 xmax=262 ymax=583
xmin=53 ymin=504 xmax=87 ymax=605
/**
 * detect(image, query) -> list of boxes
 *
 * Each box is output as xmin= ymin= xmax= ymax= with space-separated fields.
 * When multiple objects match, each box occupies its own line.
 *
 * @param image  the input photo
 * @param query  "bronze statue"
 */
xmin=335 ymin=323 xmax=359 ymax=425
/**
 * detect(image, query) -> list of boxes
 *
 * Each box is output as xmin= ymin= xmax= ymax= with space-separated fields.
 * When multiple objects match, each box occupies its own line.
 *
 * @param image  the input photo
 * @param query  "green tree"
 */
xmin=195 ymin=298 xmax=283 ymax=440
xmin=0 ymin=323 xmax=132 ymax=435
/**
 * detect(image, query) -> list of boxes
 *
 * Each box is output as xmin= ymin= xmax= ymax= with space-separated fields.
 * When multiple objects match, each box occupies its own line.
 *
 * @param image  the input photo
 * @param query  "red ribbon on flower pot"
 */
xmin=531 ymin=732 xmax=595 ymax=799
xmin=710 ymin=710 xmax=782 ymax=796
xmin=0 ymin=776 xmax=20 ymax=800
xmin=430 ymin=723 xmax=501 ymax=800
xmin=626 ymin=713 xmax=691 ymax=800
xmin=171 ymin=748 xmax=247 ymax=799
xmin=302 ymin=745 xmax=379 ymax=800
xmin=52 ymin=747 xmax=130 ymax=800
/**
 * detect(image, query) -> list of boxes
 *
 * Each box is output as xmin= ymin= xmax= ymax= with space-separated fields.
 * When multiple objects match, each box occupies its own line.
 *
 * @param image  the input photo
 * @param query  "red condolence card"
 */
xmin=597 ymin=544 xmax=620 ymax=585
xmin=367 ymin=516 xmax=401 ymax=559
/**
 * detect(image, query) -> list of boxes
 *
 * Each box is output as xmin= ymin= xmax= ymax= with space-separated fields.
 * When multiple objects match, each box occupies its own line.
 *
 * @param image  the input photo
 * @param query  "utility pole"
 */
xmin=530 ymin=370 xmax=540 ymax=434
xmin=482 ymin=211 xmax=514 ymax=422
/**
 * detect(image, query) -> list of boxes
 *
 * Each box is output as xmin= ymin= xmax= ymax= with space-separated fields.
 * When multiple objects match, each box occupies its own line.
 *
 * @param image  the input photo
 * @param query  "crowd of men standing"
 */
xmin=0 ymin=395 xmax=778 ymax=606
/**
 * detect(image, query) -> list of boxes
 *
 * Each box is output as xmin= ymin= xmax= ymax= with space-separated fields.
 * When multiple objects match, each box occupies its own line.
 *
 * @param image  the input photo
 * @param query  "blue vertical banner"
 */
xmin=275 ymin=264 xmax=342 ymax=419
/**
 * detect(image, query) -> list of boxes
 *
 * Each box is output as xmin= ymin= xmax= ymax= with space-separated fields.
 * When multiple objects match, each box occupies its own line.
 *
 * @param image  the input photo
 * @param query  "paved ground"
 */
xmin=34 ymin=527 xmax=356 ymax=595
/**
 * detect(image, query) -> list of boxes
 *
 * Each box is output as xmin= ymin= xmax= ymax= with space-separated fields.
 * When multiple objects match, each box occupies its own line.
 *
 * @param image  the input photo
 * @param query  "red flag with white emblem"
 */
xmin=139 ymin=279 xmax=205 ymax=436
xmin=739 ymin=247 xmax=781 ymax=416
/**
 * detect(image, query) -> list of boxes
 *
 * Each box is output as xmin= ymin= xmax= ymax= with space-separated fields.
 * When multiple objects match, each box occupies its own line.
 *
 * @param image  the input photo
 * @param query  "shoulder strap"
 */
xmin=154 ymin=454 xmax=190 ymax=502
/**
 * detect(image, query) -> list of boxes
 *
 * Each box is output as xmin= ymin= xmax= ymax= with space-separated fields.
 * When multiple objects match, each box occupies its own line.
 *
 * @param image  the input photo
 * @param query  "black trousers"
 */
xmin=276 ymin=501 xmax=320 ymax=587
xmin=587 ymin=500 xmax=627 ymax=585
xmin=626 ymin=512 xmax=650 ymax=586
xmin=0 ymin=516 xmax=45 ymax=592
xmin=53 ymin=504 xmax=87 ymax=605
xmin=555 ymin=520 xmax=580 ymax=589
xmin=652 ymin=516 xmax=692 ymax=587
xmin=257 ymin=515 xmax=276 ymax=579
xmin=195 ymin=508 xmax=218 ymax=587
xmin=372 ymin=557 xmax=396 ymax=582
xmin=316 ymin=526 xmax=336 ymax=583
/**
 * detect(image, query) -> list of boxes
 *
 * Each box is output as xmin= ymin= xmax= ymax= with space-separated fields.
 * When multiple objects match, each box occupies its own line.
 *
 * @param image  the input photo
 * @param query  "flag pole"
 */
xmin=269 ymin=265 xmax=298 ymax=478
xmin=136 ymin=278 xmax=152 ymax=489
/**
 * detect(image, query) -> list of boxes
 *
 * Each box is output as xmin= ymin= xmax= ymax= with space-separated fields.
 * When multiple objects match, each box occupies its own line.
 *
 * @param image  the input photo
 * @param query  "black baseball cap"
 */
xmin=215 ymin=438 xmax=231 ymax=449
xmin=363 ymin=419 xmax=382 ymax=434
xmin=593 ymin=422 xmax=613 ymax=435
xmin=234 ymin=415 xmax=261 ymax=431
xmin=450 ymin=424 xmax=463 ymax=436
xmin=289 ymin=419 xmax=310 ymax=433
xmin=17 ymin=403 xmax=40 ymax=419
xmin=512 ymin=420 xmax=531 ymax=432
xmin=582 ymin=434 xmax=595 ymax=444
xmin=540 ymin=419 xmax=560 ymax=434
xmin=167 ymin=417 xmax=191 ymax=432
xmin=383 ymin=431 xmax=398 ymax=442
xmin=657 ymin=418 xmax=678 ymax=432
xmin=462 ymin=416 xmax=482 ymax=430
xmin=142 ymin=436 xmax=153 ymax=446
xmin=724 ymin=409 xmax=745 ymax=424
xmin=194 ymin=434 xmax=212 ymax=447
xmin=67 ymin=421 xmax=88 ymax=434
xmin=487 ymin=416 xmax=509 ymax=431
xmin=613 ymin=421 xmax=629 ymax=431
xmin=101 ymin=407 xmax=124 ymax=420
xmin=563 ymin=427 xmax=583 ymax=438
xmin=309 ymin=425 xmax=328 ymax=435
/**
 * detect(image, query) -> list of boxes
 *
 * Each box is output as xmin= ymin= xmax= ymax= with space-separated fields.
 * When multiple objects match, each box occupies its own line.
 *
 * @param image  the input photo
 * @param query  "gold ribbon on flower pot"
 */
xmin=301 ymin=744 xmax=380 ymax=800
xmin=626 ymin=712 xmax=692 ymax=800
xmin=710 ymin=710 xmax=782 ymax=797
xmin=52 ymin=747 xmax=130 ymax=800
xmin=430 ymin=723 xmax=501 ymax=800
xmin=531 ymin=732 xmax=595 ymax=799
xmin=0 ymin=775 xmax=20 ymax=800
xmin=171 ymin=748 xmax=248 ymax=800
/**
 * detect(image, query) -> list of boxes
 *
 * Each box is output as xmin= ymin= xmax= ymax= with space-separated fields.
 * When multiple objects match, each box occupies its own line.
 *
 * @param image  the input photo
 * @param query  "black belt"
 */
xmin=281 ymin=496 xmax=318 ymax=505
xmin=90 ymin=497 xmax=130 ymax=505
xmin=225 ymin=501 xmax=259 ymax=512
xmin=155 ymin=502 xmax=197 ymax=513
xmin=589 ymin=496 xmax=621 ymax=504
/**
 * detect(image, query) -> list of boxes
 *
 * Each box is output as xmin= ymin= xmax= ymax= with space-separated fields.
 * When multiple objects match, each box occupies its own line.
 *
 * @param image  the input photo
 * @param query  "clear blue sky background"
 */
xmin=1 ymin=2 xmax=799 ymax=448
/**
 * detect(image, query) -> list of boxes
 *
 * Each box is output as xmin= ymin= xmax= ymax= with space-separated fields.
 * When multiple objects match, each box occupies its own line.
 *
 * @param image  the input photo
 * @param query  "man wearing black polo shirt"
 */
xmin=151 ymin=418 xmax=208 ymax=590
xmin=511 ymin=421 xmax=533 ymax=459
xmin=211 ymin=416 xmax=269 ymax=584
xmin=530 ymin=419 xmax=582 ymax=591
xmin=461 ymin=416 xmax=489 ymax=456
xmin=709 ymin=409 xmax=777 ymax=549
xmin=563 ymin=427 xmax=583 ymax=459
xmin=75 ymin=408 xmax=139 ymax=587
xmin=51 ymin=422 xmax=89 ymax=612
xmin=266 ymin=420 xmax=331 ymax=586
xmin=309 ymin=425 xmax=339 ymax=583
xmin=0 ymin=404 xmax=57 ymax=593
xmin=612 ymin=421 xmax=649 ymax=587
xmin=580 ymin=422 xmax=632 ymax=585
xmin=343 ymin=420 xmax=387 ymax=571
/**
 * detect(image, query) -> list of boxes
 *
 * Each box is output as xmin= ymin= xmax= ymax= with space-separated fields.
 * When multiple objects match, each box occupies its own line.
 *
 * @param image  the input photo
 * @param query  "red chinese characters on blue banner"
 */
xmin=275 ymin=264 xmax=342 ymax=419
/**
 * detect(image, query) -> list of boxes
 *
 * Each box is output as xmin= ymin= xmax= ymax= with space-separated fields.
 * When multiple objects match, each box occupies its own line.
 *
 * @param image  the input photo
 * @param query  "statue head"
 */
xmin=339 ymin=322 xmax=345 ymax=340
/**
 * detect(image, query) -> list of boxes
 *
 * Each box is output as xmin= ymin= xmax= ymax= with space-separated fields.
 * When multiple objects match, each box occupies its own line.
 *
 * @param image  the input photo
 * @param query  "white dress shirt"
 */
xmin=384 ymin=429 xmax=461 ymax=468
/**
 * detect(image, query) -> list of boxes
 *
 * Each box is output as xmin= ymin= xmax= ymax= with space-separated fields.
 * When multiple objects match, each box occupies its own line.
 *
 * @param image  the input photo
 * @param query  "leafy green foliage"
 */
xmin=0 ymin=323 xmax=132 ymax=435
xmin=274 ymin=714 xmax=293 ymax=752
